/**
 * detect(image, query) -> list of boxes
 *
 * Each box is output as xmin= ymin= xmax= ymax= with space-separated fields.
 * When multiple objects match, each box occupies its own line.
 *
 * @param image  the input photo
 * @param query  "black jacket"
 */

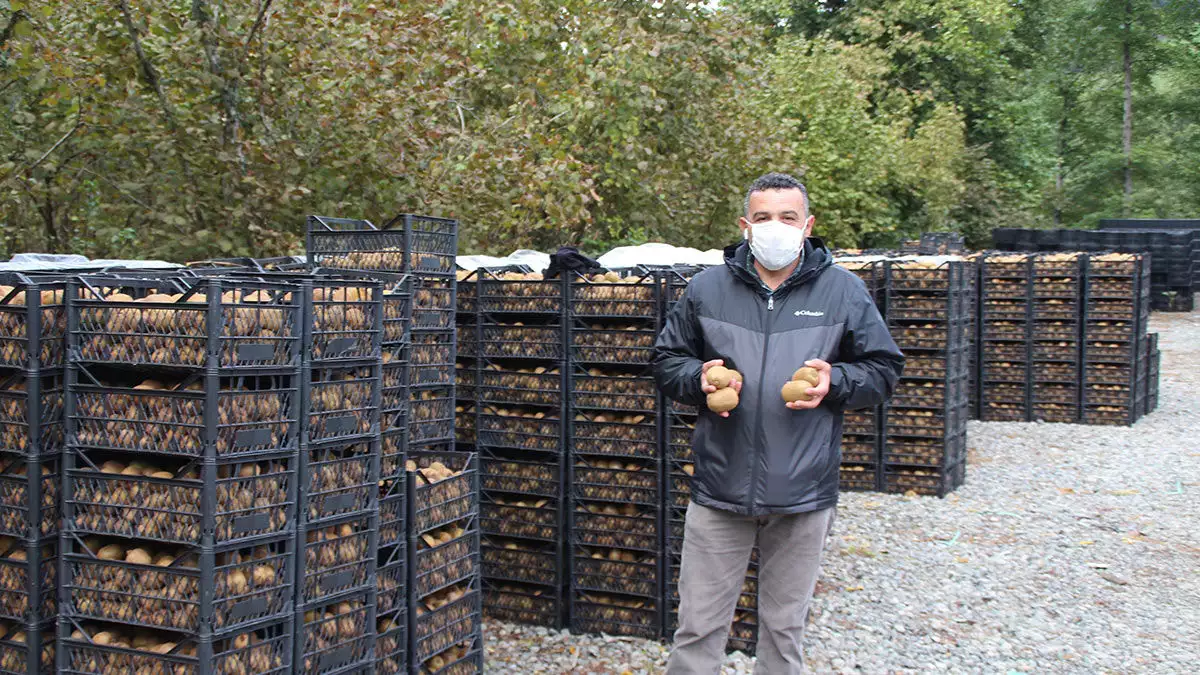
xmin=652 ymin=238 xmax=904 ymax=516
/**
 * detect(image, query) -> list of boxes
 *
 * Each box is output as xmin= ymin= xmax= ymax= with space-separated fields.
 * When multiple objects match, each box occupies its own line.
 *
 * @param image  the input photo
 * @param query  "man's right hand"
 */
xmin=701 ymin=359 xmax=741 ymax=418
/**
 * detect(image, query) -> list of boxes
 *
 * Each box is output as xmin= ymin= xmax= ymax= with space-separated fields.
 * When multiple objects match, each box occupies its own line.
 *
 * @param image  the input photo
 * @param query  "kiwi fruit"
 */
xmin=706 ymin=366 xmax=742 ymax=389
xmin=707 ymin=388 xmax=739 ymax=413
xmin=782 ymin=366 xmax=822 ymax=403
xmin=792 ymin=367 xmax=820 ymax=387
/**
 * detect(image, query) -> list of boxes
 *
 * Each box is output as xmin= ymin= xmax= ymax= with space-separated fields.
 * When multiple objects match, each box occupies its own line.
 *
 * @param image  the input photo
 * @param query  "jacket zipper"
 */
xmin=748 ymin=288 xmax=777 ymax=512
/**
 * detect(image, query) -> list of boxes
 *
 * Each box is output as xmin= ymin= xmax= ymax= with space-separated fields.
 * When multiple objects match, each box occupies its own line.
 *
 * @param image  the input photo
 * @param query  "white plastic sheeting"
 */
xmin=596 ymin=243 xmax=724 ymax=269
xmin=0 ymin=253 xmax=179 ymax=272
xmin=456 ymin=242 xmax=723 ymax=273
xmin=455 ymin=249 xmax=552 ymax=272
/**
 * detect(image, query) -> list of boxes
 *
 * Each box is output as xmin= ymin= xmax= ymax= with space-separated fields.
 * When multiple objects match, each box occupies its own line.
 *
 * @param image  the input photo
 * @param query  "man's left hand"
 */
xmin=785 ymin=359 xmax=831 ymax=410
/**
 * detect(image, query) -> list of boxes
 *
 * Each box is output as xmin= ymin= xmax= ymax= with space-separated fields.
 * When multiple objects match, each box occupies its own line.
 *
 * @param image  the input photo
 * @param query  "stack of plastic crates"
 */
xmin=0 ymin=274 xmax=65 ymax=675
xmin=883 ymin=259 xmax=971 ymax=497
xmin=566 ymin=268 xmax=664 ymax=640
xmin=1030 ymin=254 xmax=1085 ymax=423
xmin=292 ymin=276 xmax=384 ymax=675
xmin=60 ymin=274 xmax=302 ymax=674
xmin=467 ymin=267 xmax=568 ymax=629
xmin=833 ymin=259 xmax=887 ymax=491
xmin=978 ymin=254 xmax=1033 ymax=422
xmin=657 ymin=267 xmax=758 ymax=653
xmin=454 ymin=271 xmax=477 ymax=455
xmin=405 ymin=452 xmax=482 ymax=675
xmin=1145 ymin=333 xmax=1161 ymax=413
xmin=1082 ymin=254 xmax=1150 ymax=425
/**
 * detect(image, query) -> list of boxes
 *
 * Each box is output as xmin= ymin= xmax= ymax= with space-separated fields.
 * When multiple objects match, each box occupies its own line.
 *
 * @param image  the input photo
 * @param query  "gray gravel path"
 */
xmin=485 ymin=311 xmax=1200 ymax=674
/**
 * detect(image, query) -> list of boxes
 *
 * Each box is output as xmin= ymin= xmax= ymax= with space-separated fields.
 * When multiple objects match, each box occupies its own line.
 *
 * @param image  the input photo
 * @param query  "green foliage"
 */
xmin=2 ymin=0 xmax=1198 ymax=261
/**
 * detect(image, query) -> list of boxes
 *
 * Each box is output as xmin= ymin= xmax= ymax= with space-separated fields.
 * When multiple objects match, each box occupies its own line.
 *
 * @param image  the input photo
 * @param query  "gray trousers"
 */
xmin=666 ymin=501 xmax=836 ymax=675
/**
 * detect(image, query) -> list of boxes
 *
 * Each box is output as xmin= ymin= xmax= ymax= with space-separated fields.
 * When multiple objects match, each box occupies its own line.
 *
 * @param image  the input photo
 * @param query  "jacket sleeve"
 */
xmin=652 ymin=285 xmax=707 ymax=407
xmin=825 ymin=290 xmax=904 ymax=411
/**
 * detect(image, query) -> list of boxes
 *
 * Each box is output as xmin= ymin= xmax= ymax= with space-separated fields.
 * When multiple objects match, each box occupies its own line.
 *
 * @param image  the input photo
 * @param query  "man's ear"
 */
xmin=803 ymin=215 xmax=815 ymax=238
xmin=738 ymin=217 xmax=751 ymax=239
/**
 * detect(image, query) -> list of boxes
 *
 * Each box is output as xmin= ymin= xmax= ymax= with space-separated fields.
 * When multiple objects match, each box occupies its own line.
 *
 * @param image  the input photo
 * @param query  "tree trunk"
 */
xmin=1121 ymin=0 xmax=1133 ymax=215
xmin=1055 ymin=86 xmax=1071 ymax=226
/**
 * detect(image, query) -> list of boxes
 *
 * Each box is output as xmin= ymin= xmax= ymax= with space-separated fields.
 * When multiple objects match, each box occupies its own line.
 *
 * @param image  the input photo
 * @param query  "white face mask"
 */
xmin=744 ymin=220 xmax=805 ymax=271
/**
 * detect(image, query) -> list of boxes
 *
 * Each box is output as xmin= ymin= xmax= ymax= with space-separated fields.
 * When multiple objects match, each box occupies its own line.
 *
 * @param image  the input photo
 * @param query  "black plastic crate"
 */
xmin=477 ymin=269 xmax=564 ymax=315
xmin=297 ymin=512 xmax=376 ymax=606
xmin=296 ymin=591 xmax=374 ymax=674
xmin=0 ymin=371 xmax=64 ymax=459
xmin=0 ymin=537 xmax=55 ymax=624
xmin=376 ymin=541 xmax=407 ymax=616
xmin=882 ymin=460 xmax=965 ymax=497
xmin=1032 ymin=321 xmax=1079 ymax=340
xmin=409 ymin=388 xmax=455 ymax=445
xmin=659 ymin=267 xmax=706 ymax=314
xmin=883 ymin=432 xmax=965 ymax=469
xmin=482 ymin=579 xmax=561 ymax=628
xmin=0 ymin=455 xmax=58 ymax=542
xmin=62 ymin=533 xmax=292 ymax=633
xmin=480 ymin=495 xmax=561 ymax=543
xmin=410 ymin=583 xmax=480 ymax=672
xmin=573 ymin=547 xmax=660 ymax=600
xmin=666 ymin=412 xmax=696 ymax=462
xmin=64 ymin=453 xmax=294 ymax=547
xmin=189 ymin=270 xmax=386 ymax=366
xmin=569 ymin=270 xmax=660 ymax=319
xmin=839 ymin=464 xmax=879 ymax=492
xmin=479 ymin=454 xmax=559 ymax=499
xmin=571 ymin=504 xmax=659 ymax=552
xmin=411 ymin=277 xmax=457 ymax=332
xmin=374 ymin=606 xmax=407 ymax=675
xmin=307 ymin=213 xmax=459 ymax=277
xmin=886 ymin=260 xmax=973 ymax=293
xmin=306 ymin=364 xmax=380 ymax=445
xmin=569 ymin=411 xmax=658 ymax=460
xmin=481 ymin=536 xmax=561 ymax=587
xmin=410 ymin=330 xmax=455 ymax=388
xmin=301 ymin=439 xmax=378 ymax=526
xmin=71 ymin=370 xmax=299 ymax=460
xmin=570 ymin=323 xmax=657 ymax=365
xmin=888 ymin=321 xmax=970 ymax=352
xmin=414 ymin=639 xmax=482 ymax=675
xmin=475 ymin=362 xmax=562 ymax=408
xmin=60 ymin=616 xmax=292 ymax=674
xmin=380 ymin=429 xmax=407 ymax=485
xmin=477 ymin=323 xmax=562 ymax=361
xmin=411 ymin=519 xmax=480 ymax=599
xmin=571 ymin=456 xmax=659 ymax=506
xmin=382 ymin=358 xmax=410 ymax=426
xmin=570 ymin=591 xmax=659 ymax=639
xmin=0 ymin=274 xmax=67 ymax=371
xmin=902 ymin=348 xmax=970 ymax=380
xmin=69 ymin=276 xmax=303 ymax=371
xmin=570 ymin=368 xmax=657 ymax=412
xmin=477 ymin=408 xmax=561 ymax=453
xmin=1 ymin=619 xmax=53 ymax=674
xmin=407 ymin=452 xmax=478 ymax=536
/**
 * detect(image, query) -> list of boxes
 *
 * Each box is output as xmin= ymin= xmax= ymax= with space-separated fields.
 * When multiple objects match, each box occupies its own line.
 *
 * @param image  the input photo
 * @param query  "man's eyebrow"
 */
xmin=751 ymin=211 xmax=772 ymax=219
xmin=780 ymin=210 xmax=800 ymax=218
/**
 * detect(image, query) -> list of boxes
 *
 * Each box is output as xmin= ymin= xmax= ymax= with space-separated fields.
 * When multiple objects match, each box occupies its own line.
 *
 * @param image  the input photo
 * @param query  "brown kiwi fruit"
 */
xmin=706 ymin=388 xmax=739 ymax=413
xmin=706 ymin=366 xmax=741 ymax=389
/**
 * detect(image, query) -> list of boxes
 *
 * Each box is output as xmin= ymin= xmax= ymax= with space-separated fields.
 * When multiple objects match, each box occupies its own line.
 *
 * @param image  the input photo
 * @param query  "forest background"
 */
xmin=3 ymin=0 xmax=1199 ymax=260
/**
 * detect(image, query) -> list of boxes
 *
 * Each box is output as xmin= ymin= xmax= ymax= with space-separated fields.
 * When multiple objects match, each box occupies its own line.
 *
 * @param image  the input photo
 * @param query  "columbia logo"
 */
xmin=794 ymin=310 xmax=824 ymax=317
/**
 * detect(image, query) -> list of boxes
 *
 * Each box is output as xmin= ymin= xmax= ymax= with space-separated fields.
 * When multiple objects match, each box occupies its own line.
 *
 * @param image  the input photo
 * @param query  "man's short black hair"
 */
xmin=744 ymin=172 xmax=810 ymax=218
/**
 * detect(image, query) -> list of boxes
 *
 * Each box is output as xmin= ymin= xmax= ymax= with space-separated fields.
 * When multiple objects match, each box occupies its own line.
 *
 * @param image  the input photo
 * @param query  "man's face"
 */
xmin=739 ymin=188 xmax=814 ymax=240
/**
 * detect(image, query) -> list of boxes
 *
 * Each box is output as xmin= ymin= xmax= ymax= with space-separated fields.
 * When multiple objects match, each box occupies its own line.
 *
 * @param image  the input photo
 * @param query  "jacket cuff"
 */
xmin=827 ymin=365 xmax=849 ymax=405
xmin=687 ymin=361 xmax=707 ymax=406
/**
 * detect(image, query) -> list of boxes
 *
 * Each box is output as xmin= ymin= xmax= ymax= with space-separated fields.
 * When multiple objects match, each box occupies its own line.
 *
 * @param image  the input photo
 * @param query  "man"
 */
xmin=652 ymin=172 xmax=904 ymax=674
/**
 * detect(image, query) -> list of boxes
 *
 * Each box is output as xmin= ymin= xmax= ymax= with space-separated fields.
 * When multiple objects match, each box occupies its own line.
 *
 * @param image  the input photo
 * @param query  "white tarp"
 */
xmin=597 ymin=242 xmax=723 ymax=269
xmin=456 ymin=243 xmax=725 ymax=272
xmin=0 ymin=253 xmax=179 ymax=272
xmin=456 ymin=249 xmax=552 ymax=272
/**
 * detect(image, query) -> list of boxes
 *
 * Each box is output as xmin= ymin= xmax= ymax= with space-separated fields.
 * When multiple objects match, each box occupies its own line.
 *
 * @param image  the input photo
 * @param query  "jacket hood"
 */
xmin=722 ymin=236 xmax=833 ymax=289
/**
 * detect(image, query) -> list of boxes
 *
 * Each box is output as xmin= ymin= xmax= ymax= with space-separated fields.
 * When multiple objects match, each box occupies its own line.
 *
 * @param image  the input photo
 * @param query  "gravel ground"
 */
xmin=484 ymin=311 xmax=1200 ymax=674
